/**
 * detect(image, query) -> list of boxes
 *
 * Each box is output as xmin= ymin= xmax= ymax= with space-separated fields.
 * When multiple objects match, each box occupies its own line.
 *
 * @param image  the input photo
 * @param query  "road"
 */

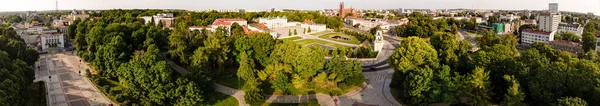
xmin=35 ymin=52 xmax=113 ymax=106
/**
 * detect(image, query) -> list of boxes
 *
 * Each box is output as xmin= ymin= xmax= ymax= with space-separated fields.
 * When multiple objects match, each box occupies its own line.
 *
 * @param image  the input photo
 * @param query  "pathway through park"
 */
xmin=35 ymin=52 xmax=113 ymax=106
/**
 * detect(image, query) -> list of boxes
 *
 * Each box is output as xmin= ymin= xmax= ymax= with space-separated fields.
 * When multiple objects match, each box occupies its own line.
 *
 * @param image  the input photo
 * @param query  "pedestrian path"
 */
xmin=35 ymin=53 xmax=112 ymax=106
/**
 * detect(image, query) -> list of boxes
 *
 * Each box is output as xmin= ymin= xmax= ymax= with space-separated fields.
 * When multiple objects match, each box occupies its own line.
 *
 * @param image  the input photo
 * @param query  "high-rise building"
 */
xmin=538 ymin=12 xmax=561 ymax=32
xmin=549 ymin=3 xmax=559 ymax=12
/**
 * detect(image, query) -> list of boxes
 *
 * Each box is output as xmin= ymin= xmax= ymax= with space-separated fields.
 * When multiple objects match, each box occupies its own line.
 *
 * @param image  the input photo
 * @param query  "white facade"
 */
xmin=549 ymin=3 xmax=559 ymax=13
xmin=537 ymin=13 xmax=561 ymax=32
xmin=301 ymin=24 xmax=326 ymax=32
xmin=373 ymin=31 xmax=384 ymax=52
xmin=141 ymin=13 xmax=175 ymax=26
xmin=258 ymin=17 xmax=288 ymax=29
xmin=40 ymin=33 xmax=64 ymax=50
xmin=500 ymin=14 xmax=520 ymax=21
xmin=557 ymin=23 xmax=584 ymax=36
xmin=521 ymin=29 xmax=556 ymax=44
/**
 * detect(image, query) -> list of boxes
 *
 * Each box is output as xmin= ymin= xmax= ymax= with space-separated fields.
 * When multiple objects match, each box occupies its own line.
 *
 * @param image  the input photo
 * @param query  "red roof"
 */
xmin=212 ymin=18 xmax=247 ymax=26
xmin=596 ymin=31 xmax=600 ymax=36
xmin=189 ymin=26 xmax=211 ymax=28
xmin=523 ymin=29 xmax=552 ymax=35
xmin=303 ymin=20 xmax=315 ymax=25
xmin=552 ymin=40 xmax=579 ymax=46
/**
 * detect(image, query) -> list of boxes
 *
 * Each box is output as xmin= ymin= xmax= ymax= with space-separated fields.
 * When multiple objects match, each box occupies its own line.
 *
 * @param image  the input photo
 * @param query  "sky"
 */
xmin=0 ymin=0 xmax=599 ymax=15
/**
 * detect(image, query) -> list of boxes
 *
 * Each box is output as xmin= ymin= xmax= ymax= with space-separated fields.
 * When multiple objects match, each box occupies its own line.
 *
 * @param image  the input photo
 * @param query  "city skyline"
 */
xmin=1 ymin=0 xmax=599 ymax=15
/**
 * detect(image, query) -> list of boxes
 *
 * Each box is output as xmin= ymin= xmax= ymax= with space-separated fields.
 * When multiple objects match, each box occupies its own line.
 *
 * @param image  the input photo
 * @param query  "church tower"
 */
xmin=339 ymin=2 xmax=345 ymax=18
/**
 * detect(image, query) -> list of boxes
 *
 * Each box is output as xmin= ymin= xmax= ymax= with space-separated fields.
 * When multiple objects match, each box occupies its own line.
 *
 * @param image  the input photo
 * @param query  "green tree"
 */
xmin=294 ymin=29 xmax=298 ymax=35
xmin=294 ymin=45 xmax=326 ymax=79
xmin=308 ymin=27 xmax=312 ymax=33
xmin=231 ymin=22 xmax=245 ymax=36
xmin=430 ymin=32 xmax=458 ymax=69
xmin=303 ymin=28 xmax=306 ymax=34
xmin=168 ymin=22 xmax=190 ymax=65
xmin=451 ymin=24 xmax=459 ymax=34
xmin=558 ymin=97 xmax=588 ymax=106
xmin=237 ymin=52 xmax=256 ymax=81
xmin=582 ymin=32 xmax=597 ymax=52
xmin=289 ymin=29 xmax=292 ymax=36
xmin=389 ymin=37 xmax=439 ymax=73
xmin=270 ymin=72 xmax=291 ymax=93
xmin=369 ymin=25 xmax=382 ymax=35
xmin=244 ymin=87 xmax=265 ymax=106
xmin=463 ymin=67 xmax=493 ymax=106
xmin=501 ymin=75 xmax=525 ymax=106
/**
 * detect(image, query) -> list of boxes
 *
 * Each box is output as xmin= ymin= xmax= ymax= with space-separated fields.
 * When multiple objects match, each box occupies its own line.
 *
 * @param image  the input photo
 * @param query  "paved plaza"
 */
xmin=34 ymin=52 xmax=112 ymax=106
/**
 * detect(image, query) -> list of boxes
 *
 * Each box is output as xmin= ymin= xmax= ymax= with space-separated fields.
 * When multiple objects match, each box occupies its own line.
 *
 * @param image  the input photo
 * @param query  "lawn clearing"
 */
xmin=206 ymin=92 xmax=239 ymax=106
xmin=319 ymin=32 xmax=362 ymax=44
xmin=295 ymin=39 xmax=352 ymax=49
xmin=280 ymin=36 xmax=303 ymax=41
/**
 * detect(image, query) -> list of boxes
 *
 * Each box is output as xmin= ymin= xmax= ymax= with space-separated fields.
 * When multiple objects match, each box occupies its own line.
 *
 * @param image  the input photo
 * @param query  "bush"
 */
xmin=345 ymin=74 xmax=365 ymax=86
xmin=244 ymin=88 xmax=265 ymax=106
xmin=307 ymin=98 xmax=319 ymax=106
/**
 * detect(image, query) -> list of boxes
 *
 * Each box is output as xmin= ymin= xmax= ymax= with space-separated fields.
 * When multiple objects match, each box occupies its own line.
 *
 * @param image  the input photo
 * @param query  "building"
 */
xmin=500 ymin=14 xmax=520 ymax=21
xmin=141 ymin=13 xmax=175 ymax=28
xmin=521 ymin=19 xmax=537 ymax=25
xmin=537 ymin=12 xmax=561 ymax=32
xmin=66 ymin=9 xmax=90 ymax=25
xmin=557 ymin=22 xmax=584 ymax=36
xmin=338 ymin=2 xmax=357 ymax=19
xmin=211 ymin=18 xmax=248 ymax=30
xmin=257 ymin=16 xmax=288 ymax=29
xmin=40 ymin=33 xmax=64 ymax=50
xmin=521 ymin=29 xmax=556 ymax=44
xmin=550 ymin=40 xmax=582 ymax=53
xmin=301 ymin=20 xmax=326 ymax=32
xmin=549 ymin=3 xmax=559 ymax=13
xmin=491 ymin=23 xmax=504 ymax=34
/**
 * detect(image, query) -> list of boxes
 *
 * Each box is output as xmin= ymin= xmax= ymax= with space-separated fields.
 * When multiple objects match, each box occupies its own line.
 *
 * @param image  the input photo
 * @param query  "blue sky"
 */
xmin=1 ymin=0 xmax=599 ymax=15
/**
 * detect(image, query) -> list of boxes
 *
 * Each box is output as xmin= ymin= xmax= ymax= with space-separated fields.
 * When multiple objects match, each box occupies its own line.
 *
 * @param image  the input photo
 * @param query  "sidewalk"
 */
xmin=36 ymin=52 xmax=113 ymax=106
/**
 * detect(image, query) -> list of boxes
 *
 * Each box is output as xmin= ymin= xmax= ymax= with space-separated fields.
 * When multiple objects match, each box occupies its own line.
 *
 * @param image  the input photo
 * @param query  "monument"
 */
xmin=374 ymin=30 xmax=384 ymax=52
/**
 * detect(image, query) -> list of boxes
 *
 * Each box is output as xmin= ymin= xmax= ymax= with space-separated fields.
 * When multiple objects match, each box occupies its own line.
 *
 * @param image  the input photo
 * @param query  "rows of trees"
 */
xmin=0 ymin=25 xmax=40 ymax=105
xmin=389 ymin=27 xmax=600 ymax=105
xmin=71 ymin=9 xmax=360 ymax=106
xmin=72 ymin=10 xmax=210 ymax=105
xmin=394 ymin=12 xmax=452 ymax=37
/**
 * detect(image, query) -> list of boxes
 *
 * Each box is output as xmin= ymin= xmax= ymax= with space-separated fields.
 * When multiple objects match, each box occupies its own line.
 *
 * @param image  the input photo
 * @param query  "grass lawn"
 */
xmin=310 ymin=31 xmax=333 ymax=36
xmin=27 ymin=81 xmax=47 ymax=106
xmin=465 ymin=32 xmax=482 ymax=37
xmin=217 ymin=77 xmax=245 ymax=89
xmin=319 ymin=32 xmax=362 ymax=44
xmin=206 ymin=92 xmax=239 ymax=106
xmin=262 ymin=103 xmax=305 ymax=106
xmin=280 ymin=36 xmax=303 ymax=41
xmin=295 ymin=39 xmax=352 ymax=49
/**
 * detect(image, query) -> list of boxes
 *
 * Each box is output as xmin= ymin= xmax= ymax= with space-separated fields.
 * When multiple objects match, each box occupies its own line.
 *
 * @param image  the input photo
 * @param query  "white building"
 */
xmin=500 ymin=14 xmax=520 ymax=21
xmin=40 ymin=33 xmax=64 ymax=50
xmin=537 ymin=12 xmax=561 ymax=32
xmin=549 ymin=3 xmax=559 ymax=13
xmin=521 ymin=29 xmax=556 ymax=44
xmin=257 ymin=16 xmax=288 ymax=29
xmin=301 ymin=20 xmax=326 ymax=32
xmin=141 ymin=13 xmax=175 ymax=27
xmin=557 ymin=22 xmax=584 ymax=36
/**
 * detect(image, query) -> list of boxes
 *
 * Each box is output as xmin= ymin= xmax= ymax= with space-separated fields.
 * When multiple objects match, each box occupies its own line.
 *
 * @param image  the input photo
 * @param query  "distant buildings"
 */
xmin=521 ymin=19 xmax=537 ymax=25
xmin=557 ymin=22 xmax=584 ymax=36
xmin=491 ymin=23 xmax=504 ymax=34
xmin=550 ymin=40 xmax=582 ymax=53
xmin=521 ymin=29 xmax=556 ymax=44
xmin=211 ymin=18 xmax=248 ymax=30
xmin=500 ymin=14 xmax=520 ymax=21
xmin=338 ymin=2 xmax=357 ymax=19
xmin=40 ymin=32 xmax=64 ymax=50
xmin=141 ymin=13 xmax=175 ymax=28
xmin=549 ymin=3 xmax=559 ymax=13
xmin=537 ymin=12 xmax=561 ymax=32
xmin=345 ymin=18 xmax=409 ymax=33
xmin=257 ymin=16 xmax=288 ymax=29
xmin=66 ymin=9 xmax=90 ymax=25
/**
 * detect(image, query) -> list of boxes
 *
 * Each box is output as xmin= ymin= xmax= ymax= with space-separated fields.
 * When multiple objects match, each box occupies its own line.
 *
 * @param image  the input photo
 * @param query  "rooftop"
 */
xmin=551 ymin=40 xmax=580 ymax=46
xmin=559 ymin=22 xmax=581 ymax=28
xmin=303 ymin=20 xmax=316 ymax=25
xmin=523 ymin=29 xmax=553 ymax=35
xmin=212 ymin=18 xmax=247 ymax=26
xmin=40 ymin=33 xmax=63 ymax=37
